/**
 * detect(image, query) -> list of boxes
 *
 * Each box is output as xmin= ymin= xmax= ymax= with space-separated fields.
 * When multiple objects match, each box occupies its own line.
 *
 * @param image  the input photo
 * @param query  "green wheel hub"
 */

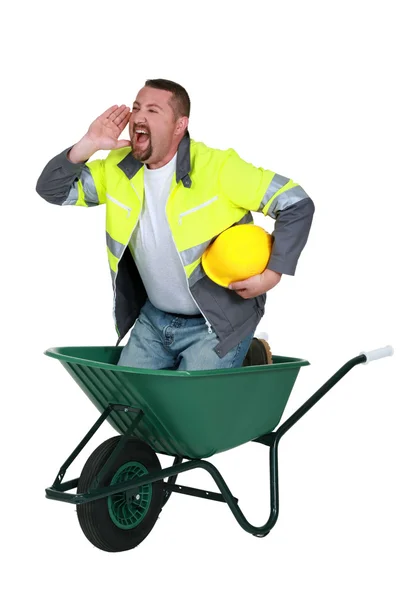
xmin=108 ymin=461 xmax=153 ymax=529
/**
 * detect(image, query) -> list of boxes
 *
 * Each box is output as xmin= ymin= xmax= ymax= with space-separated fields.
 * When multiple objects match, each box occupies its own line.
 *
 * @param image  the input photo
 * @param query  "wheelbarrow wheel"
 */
xmin=77 ymin=436 xmax=163 ymax=552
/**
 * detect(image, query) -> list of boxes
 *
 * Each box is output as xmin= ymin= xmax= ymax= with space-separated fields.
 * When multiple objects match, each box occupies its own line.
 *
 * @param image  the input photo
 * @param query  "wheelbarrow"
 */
xmin=44 ymin=344 xmax=393 ymax=552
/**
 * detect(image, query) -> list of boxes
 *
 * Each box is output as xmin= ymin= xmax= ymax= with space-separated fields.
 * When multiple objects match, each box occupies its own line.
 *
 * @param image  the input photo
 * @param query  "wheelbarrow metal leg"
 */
xmin=197 ymin=458 xmax=279 ymax=537
xmin=91 ymin=409 xmax=144 ymax=489
xmin=51 ymin=405 xmax=113 ymax=488
xmin=162 ymin=456 xmax=183 ymax=507
xmin=50 ymin=405 xmax=143 ymax=491
xmin=265 ymin=437 xmax=279 ymax=536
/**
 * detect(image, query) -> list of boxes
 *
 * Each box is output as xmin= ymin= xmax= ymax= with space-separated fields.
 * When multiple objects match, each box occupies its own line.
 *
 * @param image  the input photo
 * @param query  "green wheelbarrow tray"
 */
xmin=45 ymin=346 xmax=309 ymax=459
xmin=44 ymin=344 xmax=393 ymax=551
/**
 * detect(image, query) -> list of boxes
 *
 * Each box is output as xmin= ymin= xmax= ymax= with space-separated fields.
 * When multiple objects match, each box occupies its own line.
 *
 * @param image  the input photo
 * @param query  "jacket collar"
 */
xmin=117 ymin=131 xmax=192 ymax=188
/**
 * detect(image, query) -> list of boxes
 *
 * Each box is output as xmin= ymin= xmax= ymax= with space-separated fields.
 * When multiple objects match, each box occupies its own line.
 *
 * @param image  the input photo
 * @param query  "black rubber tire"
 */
xmin=77 ymin=436 xmax=163 ymax=552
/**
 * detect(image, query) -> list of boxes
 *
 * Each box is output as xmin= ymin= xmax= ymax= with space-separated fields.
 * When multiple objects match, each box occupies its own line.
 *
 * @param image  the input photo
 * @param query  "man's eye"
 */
xmin=149 ymin=109 xmax=157 ymax=113
xmin=132 ymin=106 xmax=138 ymax=111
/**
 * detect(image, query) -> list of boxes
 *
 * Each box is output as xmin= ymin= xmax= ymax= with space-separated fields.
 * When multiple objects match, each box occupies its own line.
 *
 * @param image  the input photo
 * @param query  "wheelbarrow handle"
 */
xmin=359 ymin=345 xmax=394 ymax=364
xmin=275 ymin=346 xmax=394 ymax=440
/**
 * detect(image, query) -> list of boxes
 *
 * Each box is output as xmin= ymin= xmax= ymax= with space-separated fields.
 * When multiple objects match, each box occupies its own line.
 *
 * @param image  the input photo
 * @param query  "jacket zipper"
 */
xmin=115 ymin=183 xmax=213 ymax=338
xmin=168 ymin=188 xmax=213 ymax=333
xmin=178 ymin=195 xmax=218 ymax=225
xmin=106 ymin=193 xmax=132 ymax=218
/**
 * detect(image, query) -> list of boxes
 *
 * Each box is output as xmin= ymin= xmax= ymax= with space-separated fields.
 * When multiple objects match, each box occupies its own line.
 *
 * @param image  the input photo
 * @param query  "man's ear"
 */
xmin=175 ymin=116 xmax=189 ymax=136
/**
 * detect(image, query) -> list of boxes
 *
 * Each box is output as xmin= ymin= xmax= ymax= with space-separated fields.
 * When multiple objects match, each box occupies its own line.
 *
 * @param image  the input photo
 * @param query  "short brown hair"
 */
xmin=145 ymin=79 xmax=191 ymax=119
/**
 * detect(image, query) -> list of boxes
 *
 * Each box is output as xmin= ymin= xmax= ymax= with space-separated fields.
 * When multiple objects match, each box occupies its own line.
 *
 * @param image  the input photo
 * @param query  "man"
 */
xmin=36 ymin=79 xmax=314 ymax=370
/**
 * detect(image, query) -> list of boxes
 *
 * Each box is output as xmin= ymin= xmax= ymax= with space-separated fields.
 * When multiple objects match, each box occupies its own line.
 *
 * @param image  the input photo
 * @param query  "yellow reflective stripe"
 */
xmin=180 ymin=240 xmax=213 ymax=267
xmin=81 ymin=166 xmax=99 ymax=206
xmin=184 ymin=259 xmax=201 ymax=279
xmin=180 ymin=213 xmax=254 ymax=272
xmin=187 ymin=261 xmax=205 ymax=286
xmin=106 ymin=232 xmax=125 ymax=259
xmin=62 ymin=185 xmax=79 ymax=205
xmin=63 ymin=166 xmax=101 ymax=207
xmin=262 ymin=180 xmax=299 ymax=215
xmin=180 ymin=213 xmax=254 ymax=265
xmin=259 ymin=174 xmax=290 ymax=211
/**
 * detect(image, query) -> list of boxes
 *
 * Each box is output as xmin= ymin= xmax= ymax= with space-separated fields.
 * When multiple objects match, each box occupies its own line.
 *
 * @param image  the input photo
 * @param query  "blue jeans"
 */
xmin=117 ymin=300 xmax=254 ymax=371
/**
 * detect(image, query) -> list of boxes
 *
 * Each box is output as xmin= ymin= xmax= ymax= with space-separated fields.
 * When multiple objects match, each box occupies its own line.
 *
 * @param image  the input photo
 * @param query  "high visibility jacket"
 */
xmin=36 ymin=134 xmax=314 ymax=357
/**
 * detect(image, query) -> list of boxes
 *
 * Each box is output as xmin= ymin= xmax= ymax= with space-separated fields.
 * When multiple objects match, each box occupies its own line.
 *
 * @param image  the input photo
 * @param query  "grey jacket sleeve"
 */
xmin=266 ymin=196 xmax=315 ymax=276
xmin=36 ymin=148 xmax=96 ymax=206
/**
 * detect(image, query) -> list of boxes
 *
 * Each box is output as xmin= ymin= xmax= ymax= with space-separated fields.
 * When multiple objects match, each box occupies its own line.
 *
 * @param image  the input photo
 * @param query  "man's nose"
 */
xmin=132 ymin=116 xmax=147 ymax=127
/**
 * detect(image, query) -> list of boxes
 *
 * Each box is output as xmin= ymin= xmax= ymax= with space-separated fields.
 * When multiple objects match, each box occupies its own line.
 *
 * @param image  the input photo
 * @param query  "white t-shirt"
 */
xmin=129 ymin=154 xmax=200 ymax=315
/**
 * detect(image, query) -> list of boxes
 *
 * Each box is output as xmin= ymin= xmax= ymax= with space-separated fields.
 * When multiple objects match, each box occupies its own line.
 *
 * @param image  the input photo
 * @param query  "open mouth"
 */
xmin=134 ymin=128 xmax=150 ymax=144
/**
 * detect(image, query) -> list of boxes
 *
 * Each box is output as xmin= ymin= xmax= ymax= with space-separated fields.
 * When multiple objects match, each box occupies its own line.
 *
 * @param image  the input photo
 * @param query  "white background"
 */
xmin=1 ymin=0 xmax=399 ymax=598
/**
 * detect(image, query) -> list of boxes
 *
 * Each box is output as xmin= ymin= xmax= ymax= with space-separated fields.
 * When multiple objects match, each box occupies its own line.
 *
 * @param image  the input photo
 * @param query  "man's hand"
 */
xmin=68 ymin=105 xmax=132 ymax=164
xmin=229 ymin=269 xmax=282 ymax=299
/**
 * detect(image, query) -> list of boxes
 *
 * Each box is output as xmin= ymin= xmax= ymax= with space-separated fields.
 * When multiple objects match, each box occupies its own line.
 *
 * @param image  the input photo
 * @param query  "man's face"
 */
xmin=129 ymin=87 xmax=179 ymax=165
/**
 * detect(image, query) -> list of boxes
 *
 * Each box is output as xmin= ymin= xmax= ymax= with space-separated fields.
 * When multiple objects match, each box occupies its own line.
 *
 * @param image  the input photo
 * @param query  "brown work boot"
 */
xmin=243 ymin=336 xmax=273 ymax=366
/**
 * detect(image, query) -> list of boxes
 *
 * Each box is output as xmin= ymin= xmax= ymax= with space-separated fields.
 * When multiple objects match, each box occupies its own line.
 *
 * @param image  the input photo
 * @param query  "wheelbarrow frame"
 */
xmin=45 ymin=354 xmax=367 ymax=538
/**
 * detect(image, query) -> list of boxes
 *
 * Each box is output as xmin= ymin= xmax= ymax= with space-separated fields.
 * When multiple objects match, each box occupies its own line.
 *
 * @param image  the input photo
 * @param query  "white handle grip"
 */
xmin=360 ymin=345 xmax=394 ymax=364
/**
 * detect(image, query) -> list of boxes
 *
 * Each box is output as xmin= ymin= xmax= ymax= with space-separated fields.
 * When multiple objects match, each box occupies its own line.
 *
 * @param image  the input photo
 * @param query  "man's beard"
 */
xmin=131 ymin=137 xmax=153 ymax=162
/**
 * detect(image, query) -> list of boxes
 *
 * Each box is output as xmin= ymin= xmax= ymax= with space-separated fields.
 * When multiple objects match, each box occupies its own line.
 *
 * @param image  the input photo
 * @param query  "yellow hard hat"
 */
xmin=202 ymin=224 xmax=273 ymax=287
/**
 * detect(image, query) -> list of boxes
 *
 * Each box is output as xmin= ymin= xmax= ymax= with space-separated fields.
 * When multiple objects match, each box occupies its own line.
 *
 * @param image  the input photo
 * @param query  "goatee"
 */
xmin=131 ymin=142 xmax=152 ymax=162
